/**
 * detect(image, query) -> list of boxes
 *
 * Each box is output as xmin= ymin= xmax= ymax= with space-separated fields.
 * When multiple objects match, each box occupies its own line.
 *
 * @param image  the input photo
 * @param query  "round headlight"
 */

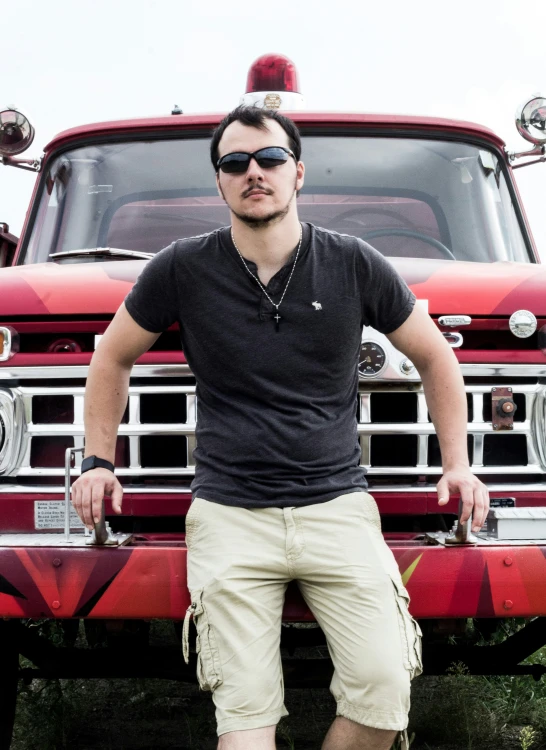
xmin=516 ymin=95 xmax=546 ymax=145
xmin=0 ymin=109 xmax=35 ymax=156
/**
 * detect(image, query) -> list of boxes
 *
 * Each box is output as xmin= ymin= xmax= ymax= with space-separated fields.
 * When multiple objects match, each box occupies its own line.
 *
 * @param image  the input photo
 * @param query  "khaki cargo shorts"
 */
xmin=182 ymin=491 xmax=422 ymax=737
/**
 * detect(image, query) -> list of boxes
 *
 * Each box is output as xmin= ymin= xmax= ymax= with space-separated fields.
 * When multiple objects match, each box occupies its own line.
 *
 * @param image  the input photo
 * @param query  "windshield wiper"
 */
xmin=50 ymin=247 xmax=153 ymax=260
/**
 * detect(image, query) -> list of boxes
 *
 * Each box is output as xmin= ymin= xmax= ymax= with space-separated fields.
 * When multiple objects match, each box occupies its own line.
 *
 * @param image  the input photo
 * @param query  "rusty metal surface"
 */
xmin=492 ymin=386 xmax=516 ymax=431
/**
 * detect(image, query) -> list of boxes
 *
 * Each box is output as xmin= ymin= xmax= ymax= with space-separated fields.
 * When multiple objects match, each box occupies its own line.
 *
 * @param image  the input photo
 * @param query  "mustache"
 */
xmin=242 ymin=185 xmax=272 ymax=198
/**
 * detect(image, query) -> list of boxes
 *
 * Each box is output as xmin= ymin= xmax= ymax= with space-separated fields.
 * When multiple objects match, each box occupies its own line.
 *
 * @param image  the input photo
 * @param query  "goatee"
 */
xmin=231 ymin=204 xmax=290 ymax=230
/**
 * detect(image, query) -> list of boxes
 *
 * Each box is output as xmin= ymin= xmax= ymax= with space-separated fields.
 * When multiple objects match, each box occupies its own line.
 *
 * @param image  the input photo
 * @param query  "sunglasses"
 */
xmin=216 ymin=146 xmax=296 ymax=174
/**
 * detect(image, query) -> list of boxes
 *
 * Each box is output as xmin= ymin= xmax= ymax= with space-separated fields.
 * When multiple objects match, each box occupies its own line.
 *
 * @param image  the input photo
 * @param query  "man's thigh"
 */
xmin=295 ymin=492 xmax=422 ymax=731
xmin=184 ymin=498 xmax=290 ymax=736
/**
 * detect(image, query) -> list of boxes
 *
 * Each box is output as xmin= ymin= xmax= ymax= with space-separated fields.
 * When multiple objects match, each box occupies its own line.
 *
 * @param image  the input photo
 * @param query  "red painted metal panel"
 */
xmin=456 ymin=351 xmax=546 ymax=364
xmin=3 ymin=493 xmax=545 ymax=534
xmin=3 ymin=256 xmax=546 ymax=322
xmin=2 ymin=541 xmax=546 ymax=620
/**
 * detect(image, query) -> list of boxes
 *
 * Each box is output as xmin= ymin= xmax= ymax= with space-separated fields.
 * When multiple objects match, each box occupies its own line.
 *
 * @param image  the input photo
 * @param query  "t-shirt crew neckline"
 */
xmin=220 ymin=222 xmax=312 ymax=290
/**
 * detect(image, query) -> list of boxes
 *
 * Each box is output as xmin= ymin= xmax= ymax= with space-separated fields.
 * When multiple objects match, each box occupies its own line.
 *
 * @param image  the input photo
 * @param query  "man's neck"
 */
xmin=231 ymin=215 xmax=302 ymax=271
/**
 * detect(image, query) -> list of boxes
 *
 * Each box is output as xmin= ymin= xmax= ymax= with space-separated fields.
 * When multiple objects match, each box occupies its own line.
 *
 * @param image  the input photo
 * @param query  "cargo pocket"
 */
xmin=182 ymin=588 xmax=223 ymax=691
xmin=184 ymin=500 xmax=200 ymax=548
xmin=391 ymin=576 xmax=423 ymax=680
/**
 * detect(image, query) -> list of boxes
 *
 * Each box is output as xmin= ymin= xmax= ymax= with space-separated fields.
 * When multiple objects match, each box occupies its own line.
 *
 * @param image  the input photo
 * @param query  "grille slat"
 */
xmin=416 ymin=393 xmax=428 ymax=424
xmin=129 ymin=435 xmax=140 ymax=469
xmin=359 ymin=435 xmax=371 ymax=467
xmin=360 ymin=394 xmax=371 ymax=423
xmin=417 ymin=435 xmax=428 ymax=467
xmin=11 ymin=382 xmax=543 ymax=478
xmin=473 ymin=433 xmax=485 ymax=467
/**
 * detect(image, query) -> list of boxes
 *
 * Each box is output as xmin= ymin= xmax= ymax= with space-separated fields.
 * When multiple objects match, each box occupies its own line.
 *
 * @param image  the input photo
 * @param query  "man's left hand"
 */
xmin=437 ymin=468 xmax=490 ymax=533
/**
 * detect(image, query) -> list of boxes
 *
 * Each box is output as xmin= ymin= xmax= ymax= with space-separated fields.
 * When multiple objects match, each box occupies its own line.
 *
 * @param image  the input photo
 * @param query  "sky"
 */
xmin=2 ymin=0 xmax=546 ymax=257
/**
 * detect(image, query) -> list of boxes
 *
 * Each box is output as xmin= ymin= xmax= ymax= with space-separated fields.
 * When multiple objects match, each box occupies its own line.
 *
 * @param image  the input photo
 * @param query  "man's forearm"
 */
xmin=83 ymin=356 xmax=131 ymax=462
xmin=419 ymin=351 xmax=469 ymax=471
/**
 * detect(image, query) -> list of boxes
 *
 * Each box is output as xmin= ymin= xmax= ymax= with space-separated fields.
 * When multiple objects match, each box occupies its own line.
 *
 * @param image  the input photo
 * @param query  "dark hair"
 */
xmin=210 ymin=105 xmax=302 ymax=171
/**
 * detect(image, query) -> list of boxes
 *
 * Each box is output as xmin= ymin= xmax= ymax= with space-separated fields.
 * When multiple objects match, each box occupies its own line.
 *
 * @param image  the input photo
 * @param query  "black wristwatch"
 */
xmin=81 ymin=455 xmax=115 ymax=474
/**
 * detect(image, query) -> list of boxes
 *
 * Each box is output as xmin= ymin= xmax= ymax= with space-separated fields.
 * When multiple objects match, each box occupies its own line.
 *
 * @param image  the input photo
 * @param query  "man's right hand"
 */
xmin=71 ymin=468 xmax=124 ymax=530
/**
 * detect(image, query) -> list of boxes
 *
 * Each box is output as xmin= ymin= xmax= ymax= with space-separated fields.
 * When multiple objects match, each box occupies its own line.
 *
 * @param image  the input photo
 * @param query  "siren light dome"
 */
xmin=246 ymin=54 xmax=300 ymax=94
xmin=240 ymin=53 xmax=305 ymax=111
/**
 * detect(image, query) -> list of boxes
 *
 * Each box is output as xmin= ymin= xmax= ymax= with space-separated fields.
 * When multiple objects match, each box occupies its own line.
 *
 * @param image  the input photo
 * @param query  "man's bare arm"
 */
xmin=387 ymin=303 xmax=489 ymax=532
xmin=71 ymin=303 xmax=161 ymax=529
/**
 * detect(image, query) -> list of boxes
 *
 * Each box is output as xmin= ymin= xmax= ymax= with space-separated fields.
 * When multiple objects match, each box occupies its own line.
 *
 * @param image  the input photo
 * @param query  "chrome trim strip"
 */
xmin=27 ymin=424 xmax=198 ymax=436
xmin=0 ymin=365 xmax=192 ymax=380
xmin=11 ymin=464 xmax=542 ymax=478
xmin=1 ymin=482 xmax=544 ymax=494
xmin=2 ymin=362 xmax=546 ymax=380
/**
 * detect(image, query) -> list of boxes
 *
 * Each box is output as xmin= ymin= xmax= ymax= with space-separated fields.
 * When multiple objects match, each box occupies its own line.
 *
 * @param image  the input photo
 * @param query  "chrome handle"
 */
xmin=64 ymin=447 xmax=108 ymax=545
xmin=445 ymin=499 xmax=479 ymax=545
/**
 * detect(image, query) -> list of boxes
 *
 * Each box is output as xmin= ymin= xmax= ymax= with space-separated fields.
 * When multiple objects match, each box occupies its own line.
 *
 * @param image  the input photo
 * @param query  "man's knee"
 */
xmin=218 ymin=724 xmax=276 ymax=750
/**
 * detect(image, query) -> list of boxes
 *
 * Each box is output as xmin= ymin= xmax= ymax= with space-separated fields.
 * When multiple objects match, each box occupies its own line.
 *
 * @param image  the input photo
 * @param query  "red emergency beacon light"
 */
xmin=240 ymin=53 xmax=305 ymax=111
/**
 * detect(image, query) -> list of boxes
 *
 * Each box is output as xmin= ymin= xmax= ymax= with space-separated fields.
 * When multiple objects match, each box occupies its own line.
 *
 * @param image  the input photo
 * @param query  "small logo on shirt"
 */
xmin=312 ymin=301 xmax=322 ymax=310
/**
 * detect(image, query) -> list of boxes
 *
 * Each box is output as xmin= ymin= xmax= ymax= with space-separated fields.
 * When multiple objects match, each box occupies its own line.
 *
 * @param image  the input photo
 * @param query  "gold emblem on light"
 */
xmin=264 ymin=93 xmax=282 ymax=110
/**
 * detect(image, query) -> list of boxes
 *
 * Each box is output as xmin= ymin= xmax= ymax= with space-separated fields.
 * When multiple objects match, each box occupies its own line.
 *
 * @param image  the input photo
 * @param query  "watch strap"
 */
xmin=81 ymin=455 xmax=115 ymax=474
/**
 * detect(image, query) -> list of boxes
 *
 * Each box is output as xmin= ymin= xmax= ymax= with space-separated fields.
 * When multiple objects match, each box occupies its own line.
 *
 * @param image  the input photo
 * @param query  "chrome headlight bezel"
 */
xmin=533 ymin=385 xmax=546 ymax=470
xmin=0 ymin=389 xmax=24 ymax=475
xmin=0 ymin=327 xmax=20 ymax=362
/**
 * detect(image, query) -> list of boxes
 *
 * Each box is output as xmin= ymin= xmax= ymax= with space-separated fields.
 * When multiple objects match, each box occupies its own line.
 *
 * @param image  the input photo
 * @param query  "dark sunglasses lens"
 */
xmin=219 ymin=154 xmax=251 ymax=173
xmin=255 ymin=148 xmax=289 ymax=168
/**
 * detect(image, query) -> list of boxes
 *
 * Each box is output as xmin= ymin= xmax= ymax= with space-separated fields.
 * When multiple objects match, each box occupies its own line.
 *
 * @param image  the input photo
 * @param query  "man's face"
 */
xmin=215 ymin=119 xmax=305 ymax=228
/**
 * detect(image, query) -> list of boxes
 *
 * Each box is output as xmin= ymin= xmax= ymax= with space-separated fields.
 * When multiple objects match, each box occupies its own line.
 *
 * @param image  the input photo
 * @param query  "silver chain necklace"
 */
xmin=230 ymin=224 xmax=303 ymax=332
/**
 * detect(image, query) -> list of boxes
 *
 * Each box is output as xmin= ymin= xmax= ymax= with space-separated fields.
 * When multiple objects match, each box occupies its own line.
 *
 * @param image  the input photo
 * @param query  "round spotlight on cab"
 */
xmin=0 ymin=108 xmax=35 ymax=156
xmin=516 ymin=95 xmax=546 ymax=145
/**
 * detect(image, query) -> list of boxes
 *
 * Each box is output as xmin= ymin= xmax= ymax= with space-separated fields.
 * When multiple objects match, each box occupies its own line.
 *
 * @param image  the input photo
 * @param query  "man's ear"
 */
xmin=296 ymin=160 xmax=305 ymax=194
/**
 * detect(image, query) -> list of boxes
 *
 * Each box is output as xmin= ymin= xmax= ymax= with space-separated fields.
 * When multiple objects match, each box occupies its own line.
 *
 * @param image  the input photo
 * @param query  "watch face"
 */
xmin=359 ymin=342 xmax=387 ymax=378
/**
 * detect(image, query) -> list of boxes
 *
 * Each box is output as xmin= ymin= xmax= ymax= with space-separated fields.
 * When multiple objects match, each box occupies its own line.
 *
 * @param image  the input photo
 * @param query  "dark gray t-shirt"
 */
xmin=124 ymin=223 xmax=415 ymax=508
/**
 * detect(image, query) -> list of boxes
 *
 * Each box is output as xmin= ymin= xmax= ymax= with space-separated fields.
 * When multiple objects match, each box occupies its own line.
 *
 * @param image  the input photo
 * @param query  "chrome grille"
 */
xmin=8 ymin=379 xmax=543 ymax=478
xmin=358 ymin=383 xmax=540 ymax=475
xmin=16 ymin=385 xmax=197 ymax=477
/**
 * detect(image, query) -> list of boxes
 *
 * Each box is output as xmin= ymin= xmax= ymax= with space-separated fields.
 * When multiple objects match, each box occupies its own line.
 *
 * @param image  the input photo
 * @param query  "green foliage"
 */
xmin=410 ymin=667 xmax=500 ymax=748
xmin=277 ymin=719 xmax=296 ymax=749
xmin=520 ymin=726 xmax=537 ymax=750
xmin=12 ymin=619 xmax=546 ymax=749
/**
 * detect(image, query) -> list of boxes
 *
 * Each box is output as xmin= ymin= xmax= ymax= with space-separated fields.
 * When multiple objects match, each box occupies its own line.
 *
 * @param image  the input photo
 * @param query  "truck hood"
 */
xmin=0 ymin=257 xmax=544 ymax=318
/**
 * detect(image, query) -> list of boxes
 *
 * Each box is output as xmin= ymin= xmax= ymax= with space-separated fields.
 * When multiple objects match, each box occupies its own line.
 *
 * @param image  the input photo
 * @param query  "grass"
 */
xmin=11 ymin=619 xmax=546 ymax=749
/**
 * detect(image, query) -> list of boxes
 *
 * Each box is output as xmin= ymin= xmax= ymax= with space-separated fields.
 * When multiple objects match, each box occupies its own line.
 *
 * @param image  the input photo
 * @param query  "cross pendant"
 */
xmin=274 ymin=312 xmax=281 ymax=332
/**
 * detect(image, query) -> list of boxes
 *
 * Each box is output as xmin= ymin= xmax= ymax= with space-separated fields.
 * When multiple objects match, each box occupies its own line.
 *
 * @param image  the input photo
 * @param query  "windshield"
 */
xmin=22 ymin=135 xmax=532 ymax=264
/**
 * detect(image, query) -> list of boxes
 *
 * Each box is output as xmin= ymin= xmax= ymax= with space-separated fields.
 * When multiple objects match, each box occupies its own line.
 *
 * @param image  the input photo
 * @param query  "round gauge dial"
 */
xmin=359 ymin=342 xmax=387 ymax=378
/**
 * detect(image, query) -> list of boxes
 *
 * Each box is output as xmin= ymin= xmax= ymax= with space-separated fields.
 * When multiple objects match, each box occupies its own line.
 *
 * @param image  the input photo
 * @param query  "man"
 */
xmin=71 ymin=106 xmax=489 ymax=750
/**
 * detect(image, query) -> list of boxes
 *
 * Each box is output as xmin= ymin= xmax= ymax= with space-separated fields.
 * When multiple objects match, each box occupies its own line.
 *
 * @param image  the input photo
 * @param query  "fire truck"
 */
xmin=1 ymin=53 xmax=546 ymax=745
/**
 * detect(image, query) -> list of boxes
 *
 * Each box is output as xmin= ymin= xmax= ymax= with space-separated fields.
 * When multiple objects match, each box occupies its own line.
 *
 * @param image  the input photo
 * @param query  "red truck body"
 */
xmin=2 ymin=74 xmax=546 ymax=730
